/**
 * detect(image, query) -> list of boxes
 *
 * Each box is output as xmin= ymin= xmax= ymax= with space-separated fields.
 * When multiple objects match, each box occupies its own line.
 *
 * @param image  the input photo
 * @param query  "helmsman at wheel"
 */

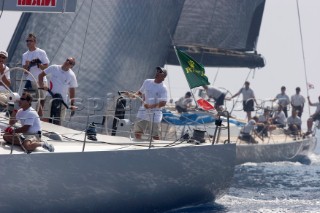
xmin=38 ymin=57 xmax=78 ymax=125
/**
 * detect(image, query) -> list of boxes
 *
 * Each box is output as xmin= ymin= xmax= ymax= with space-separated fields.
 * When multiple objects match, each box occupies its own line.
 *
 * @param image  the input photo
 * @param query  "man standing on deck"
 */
xmin=273 ymin=86 xmax=290 ymax=117
xmin=38 ymin=57 xmax=78 ymax=125
xmin=128 ymin=67 xmax=168 ymax=140
xmin=3 ymin=92 xmax=54 ymax=152
xmin=202 ymin=85 xmax=226 ymax=111
xmin=227 ymin=81 xmax=257 ymax=121
xmin=22 ymin=33 xmax=50 ymax=117
xmin=291 ymin=87 xmax=305 ymax=118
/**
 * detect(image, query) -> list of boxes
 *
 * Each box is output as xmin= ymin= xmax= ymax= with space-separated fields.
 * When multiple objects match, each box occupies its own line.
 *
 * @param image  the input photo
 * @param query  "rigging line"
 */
xmin=296 ymin=0 xmax=310 ymax=115
xmin=163 ymin=64 xmax=172 ymax=102
xmin=165 ymin=26 xmax=174 ymax=100
xmin=0 ymin=0 xmax=4 ymax=19
xmin=211 ymin=67 xmax=219 ymax=86
xmin=164 ymin=2 xmax=184 ymax=101
xmin=77 ymin=0 xmax=94 ymax=75
xmin=50 ymin=0 xmax=86 ymax=63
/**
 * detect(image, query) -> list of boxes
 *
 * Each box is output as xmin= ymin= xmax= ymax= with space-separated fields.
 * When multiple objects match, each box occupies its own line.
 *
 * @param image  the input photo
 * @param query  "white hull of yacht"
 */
xmin=0 ymin=119 xmax=236 ymax=212
xmin=236 ymin=137 xmax=317 ymax=165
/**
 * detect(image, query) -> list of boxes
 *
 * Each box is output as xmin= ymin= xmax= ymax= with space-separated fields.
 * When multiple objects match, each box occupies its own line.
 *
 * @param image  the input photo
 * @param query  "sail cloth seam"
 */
xmin=50 ymin=0 xmax=86 ymax=64
xmin=296 ymin=0 xmax=310 ymax=116
xmin=62 ymin=0 xmax=66 ymax=13
xmin=201 ymin=0 xmax=218 ymax=65
xmin=206 ymin=1 xmax=219 ymax=87
xmin=77 ymin=0 xmax=94 ymax=75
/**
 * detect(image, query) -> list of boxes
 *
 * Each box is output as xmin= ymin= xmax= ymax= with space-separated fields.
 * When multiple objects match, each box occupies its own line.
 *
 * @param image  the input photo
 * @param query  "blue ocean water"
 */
xmin=168 ymin=132 xmax=320 ymax=213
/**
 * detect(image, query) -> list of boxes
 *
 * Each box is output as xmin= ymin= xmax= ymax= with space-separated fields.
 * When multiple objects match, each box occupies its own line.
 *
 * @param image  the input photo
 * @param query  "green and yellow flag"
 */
xmin=175 ymin=48 xmax=210 ymax=89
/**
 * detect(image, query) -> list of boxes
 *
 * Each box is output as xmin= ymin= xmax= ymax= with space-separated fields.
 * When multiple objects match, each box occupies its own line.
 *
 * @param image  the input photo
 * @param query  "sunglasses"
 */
xmin=20 ymin=98 xmax=27 ymax=101
xmin=66 ymin=59 xmax=75 ymax=66
xmin=26 ymin=40 xmax=34 ymax=43
xmin=156 ymin=69 xmax=164 ymax=74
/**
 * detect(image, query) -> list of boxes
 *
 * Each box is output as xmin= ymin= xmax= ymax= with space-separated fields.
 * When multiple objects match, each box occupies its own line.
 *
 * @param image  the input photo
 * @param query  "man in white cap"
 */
xmin=129 ymin=67 xmax=168 ymax=140
xmin=0 ymin=50 xmax=11 ymax=107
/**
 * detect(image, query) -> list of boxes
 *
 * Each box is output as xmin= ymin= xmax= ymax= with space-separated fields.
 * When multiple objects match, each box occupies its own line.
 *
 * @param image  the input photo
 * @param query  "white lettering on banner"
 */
xmin=17 ymin=0 xmax=56 ymax=7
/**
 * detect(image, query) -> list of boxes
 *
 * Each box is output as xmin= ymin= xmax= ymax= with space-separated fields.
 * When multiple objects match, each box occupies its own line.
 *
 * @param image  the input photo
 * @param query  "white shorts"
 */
xmin=133 ymin=119 xmax=161 ymax=137
xmin=0 ymin=92 xmax=9 ymax=106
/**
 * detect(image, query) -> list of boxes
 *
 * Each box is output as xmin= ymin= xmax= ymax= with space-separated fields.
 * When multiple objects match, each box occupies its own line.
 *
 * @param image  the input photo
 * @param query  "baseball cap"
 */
xmin=0 ymin=50 xmax=8 ymax=58
xmin=156 ymin=66 xmax=167 ymax=75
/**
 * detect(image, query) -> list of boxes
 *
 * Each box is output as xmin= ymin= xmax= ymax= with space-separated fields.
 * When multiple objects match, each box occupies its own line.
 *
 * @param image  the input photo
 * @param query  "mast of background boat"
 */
xmin=296 ymin=0 xmax=311 ymax=116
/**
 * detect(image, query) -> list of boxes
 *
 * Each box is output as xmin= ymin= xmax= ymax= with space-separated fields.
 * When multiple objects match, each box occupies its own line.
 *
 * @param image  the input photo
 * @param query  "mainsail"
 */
xmin=167 ymin=0 xmax=266 ymax=68
xmin=5 ymin=0 xmax=266 ymax=130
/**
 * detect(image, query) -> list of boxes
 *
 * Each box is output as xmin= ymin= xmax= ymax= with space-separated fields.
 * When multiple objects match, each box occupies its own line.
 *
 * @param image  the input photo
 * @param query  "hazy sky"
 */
xmin=0 ymin=0 xmax=319 ymax=123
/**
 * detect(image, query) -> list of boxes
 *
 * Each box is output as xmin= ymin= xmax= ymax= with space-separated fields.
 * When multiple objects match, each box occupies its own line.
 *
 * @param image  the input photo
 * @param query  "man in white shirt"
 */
xmin=22 ymin=33 xmax=50 ymax=117
xmin=0 ymin=50 xmax=11 ymax=107
xmin=38 ymin=57 xmax=78 ymax=125
xmin=274 ymin=86 xmax=290 ymax=117
xmin=239 ymin=116 xmax=263 ymax=143
xmin=257 ymin=108 xmax=275 ymax=137
xmin=228 ymin=81 xmax=257 ymax=121
xmin=287 ymin=110 xmax=302 ymax=136
xmin=131 ymin=67 xmax=168 ymax=140
xmin=3 ymin=92 xmax=54 ymax=152
xmin=291 ymin=87 xmax=305 ymax=118
xmin=202 ymin=85 xmax=226 ymax=111
xmin=305 ymin=96 xmax=320 ymax=135
xmin=175 ymin=91 xmax=192 ymax=113
xmin=272 ymin=105 xmax=287 ymax=128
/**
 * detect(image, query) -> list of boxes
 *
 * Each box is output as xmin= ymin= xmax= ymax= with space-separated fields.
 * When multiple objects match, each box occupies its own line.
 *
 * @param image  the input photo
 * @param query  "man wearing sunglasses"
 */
xmin=22 ymin=33 xmax=50 ymax=117
xmin=38 ymin=57 xmax=78 ymax=125
xmin=131 ymin=66 xmax=168 ymax=140
xmin=0 ymin=50 xmax=11 ymax=108
xmin=3 ymin=92 xmax=54 ymax=152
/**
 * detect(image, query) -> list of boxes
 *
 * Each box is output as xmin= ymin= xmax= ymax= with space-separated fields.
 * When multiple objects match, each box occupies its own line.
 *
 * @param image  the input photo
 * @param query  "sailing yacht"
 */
xmin=1 ymin=0 xmax=317 ymax=211
xmin=0 ymin=1 xmax=242 ymax=211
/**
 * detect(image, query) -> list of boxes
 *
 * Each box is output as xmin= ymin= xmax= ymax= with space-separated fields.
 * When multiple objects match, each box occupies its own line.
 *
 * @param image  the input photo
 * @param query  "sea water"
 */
xmin=167 ymin=132 xmax=320 ymax=213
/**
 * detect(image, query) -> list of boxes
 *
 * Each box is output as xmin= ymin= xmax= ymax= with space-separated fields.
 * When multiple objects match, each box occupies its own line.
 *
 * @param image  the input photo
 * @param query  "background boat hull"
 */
xmin=236 ymin=138 xmax=317 ymax=165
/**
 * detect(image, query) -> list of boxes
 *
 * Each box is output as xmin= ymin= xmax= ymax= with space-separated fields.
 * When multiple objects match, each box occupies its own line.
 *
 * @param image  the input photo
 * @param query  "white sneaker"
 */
xmin=43 ymin=141 xmax=55 ymax=152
